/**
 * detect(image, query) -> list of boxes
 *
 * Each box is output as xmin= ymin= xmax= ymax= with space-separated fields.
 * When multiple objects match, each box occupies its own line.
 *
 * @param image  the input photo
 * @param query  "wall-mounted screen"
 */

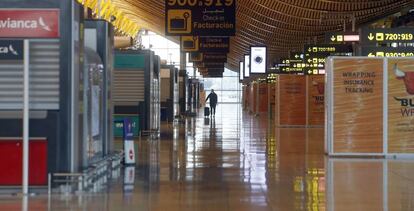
xmin=244 ymin=55 xmax=250 ymax=78
xmin=239 ymin=61 xmax=244 ymax=81
xmin=250 ymin=46 xmax=267 ymax=74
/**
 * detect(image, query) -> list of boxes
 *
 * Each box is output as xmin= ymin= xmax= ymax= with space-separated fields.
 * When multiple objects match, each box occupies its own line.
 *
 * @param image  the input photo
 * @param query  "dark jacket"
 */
xmin=206 ymin=92 xmax=218 ymax=105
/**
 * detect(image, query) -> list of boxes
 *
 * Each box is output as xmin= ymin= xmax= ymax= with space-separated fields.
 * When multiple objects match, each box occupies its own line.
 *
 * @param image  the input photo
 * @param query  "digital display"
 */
xmin=244 ymin=55 xmax=250 ymax=78
xmin=250 ymin=46 xmax=267 ymax=74
xmin=325 ymin=32 xmax=360 ymax=43
xmin=239 ymin=61 xmax=244 ymax=81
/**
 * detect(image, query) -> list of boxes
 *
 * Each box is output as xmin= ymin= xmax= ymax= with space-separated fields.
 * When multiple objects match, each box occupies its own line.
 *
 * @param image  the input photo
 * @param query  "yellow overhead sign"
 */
xmin=362 ymin=28 xmax=414 ymax=43
xmin=181 ymin=36 xmax=199 ymax=51
xmin=167 ymin=10 xmax=192 ymax=34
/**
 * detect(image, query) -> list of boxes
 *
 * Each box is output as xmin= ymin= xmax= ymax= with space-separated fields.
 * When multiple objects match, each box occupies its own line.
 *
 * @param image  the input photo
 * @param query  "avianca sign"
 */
xmin=0 ymin=40 xmax=23 ymax=60
xmin=0 ymin=9 xmax=59 ymax=38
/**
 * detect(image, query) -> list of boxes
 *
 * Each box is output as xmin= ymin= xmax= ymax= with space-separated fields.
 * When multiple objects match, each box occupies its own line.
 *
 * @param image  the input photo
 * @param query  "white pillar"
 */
xmin=23 ymin=39 xmax=30 ymax=194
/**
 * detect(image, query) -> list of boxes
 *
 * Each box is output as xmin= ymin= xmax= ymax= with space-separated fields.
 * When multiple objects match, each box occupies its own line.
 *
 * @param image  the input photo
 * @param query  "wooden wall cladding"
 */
xmin=258 ymin=83 xmax=268 ymax=113
xmin=387 ymin=58 xmax=414 ymax=153
xmin=308 ymin=75 xmax=325 ymax=126
xmin=278 ymin=75 xmax=306 ymax=126
xmin=333 ymin=58 xmax=383 ymax=153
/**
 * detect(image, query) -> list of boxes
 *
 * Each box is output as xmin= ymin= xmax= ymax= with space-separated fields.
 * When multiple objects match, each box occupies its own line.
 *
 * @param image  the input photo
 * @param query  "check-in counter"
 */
xmin=268 ymin=83 xmax=276 ymax=120
xmin=249 ymin=82 xmax=258 ymax=114
xmin=307 ymin=75 xmax=325 ymax=126
xmin=275 ymin=75 xmax=307 ymax=126
xmin=325 ymin=158 xmax=414 ymax=210
xmin=0 ymin=138 xmax=47 ymax=185
xmin=113 ymin=50 xmax=160 ymax=134
xmin=257 ymin=82 xmax=269 ymax=114
xmin=160 ymin=65 xmax=179 ymax=122
xmin=243 ymin=85 xmax=249 ymax=110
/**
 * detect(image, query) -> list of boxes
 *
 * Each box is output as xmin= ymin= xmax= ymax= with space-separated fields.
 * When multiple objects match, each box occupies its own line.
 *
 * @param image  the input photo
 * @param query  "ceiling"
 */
xmin=113 ymin=0 xmax=414 ymax=70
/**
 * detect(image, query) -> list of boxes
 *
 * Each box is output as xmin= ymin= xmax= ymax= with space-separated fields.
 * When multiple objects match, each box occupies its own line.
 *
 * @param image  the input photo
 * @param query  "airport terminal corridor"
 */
xmin=3 ymin=1 xmax=414 ymax=210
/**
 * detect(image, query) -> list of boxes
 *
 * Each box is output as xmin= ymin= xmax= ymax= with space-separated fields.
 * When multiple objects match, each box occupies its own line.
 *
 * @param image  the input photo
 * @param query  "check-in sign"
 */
xmin=189 ymin=52 xmax=203 ymax=62
xmin=181 ymin=36 xmax=199 ymax=51
xmin=199 ymin=67 xmax=224 ymax=75
xmin=361 ymin=28 xmax=414 ymax=44
xmin=304 ymin=44 xmax=352 ymax=54
xmin=203 ymin=53 xmax=227 ymax=62
xmin=290 ymin=52 xmax=304 ymax=60
xmin=0 ymin=40 xmax=23 ymax=60
xmin=190 ymin=52 xmax=227 ymax=63
xmin=181 ymin=36 xmax=229 ymax=52
xmin=194 ymin=62 xmax=224 ymax=68
xmin=166 ymin=0 xmax=236 ymax=36
xmin=0 ymin=9 xmax=59 ymax=38
xmin=361 ymin=46 xmax=414 ymax=57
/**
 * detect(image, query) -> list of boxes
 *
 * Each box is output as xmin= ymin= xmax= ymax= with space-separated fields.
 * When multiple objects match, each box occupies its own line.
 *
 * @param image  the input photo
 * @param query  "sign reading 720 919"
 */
xmin=165 ymin=0 xmax=236 ymax=36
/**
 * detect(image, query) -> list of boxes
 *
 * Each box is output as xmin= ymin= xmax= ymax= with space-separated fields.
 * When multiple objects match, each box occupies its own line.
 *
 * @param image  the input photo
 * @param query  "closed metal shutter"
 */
xmin=113 ymin=70 xmax=145 ymax=105
xmin=0 ymin=40 xmax=60 ymax=110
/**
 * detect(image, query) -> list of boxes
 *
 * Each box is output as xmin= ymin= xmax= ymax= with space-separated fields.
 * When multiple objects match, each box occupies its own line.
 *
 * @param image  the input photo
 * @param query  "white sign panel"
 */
xmin=250 ymin=46 xmax=267 ymax=74
xmin=124 ymin=141 xmax=135 ymax=164
xmin=244 ymin=55 xmax=250 ymax=78
xmin=239 ymin=61 xmax=244 ymax=81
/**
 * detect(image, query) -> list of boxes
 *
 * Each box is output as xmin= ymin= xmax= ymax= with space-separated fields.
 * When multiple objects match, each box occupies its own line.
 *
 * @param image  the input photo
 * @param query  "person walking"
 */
xmin=206 ymin=89 xmax=218 ymax=117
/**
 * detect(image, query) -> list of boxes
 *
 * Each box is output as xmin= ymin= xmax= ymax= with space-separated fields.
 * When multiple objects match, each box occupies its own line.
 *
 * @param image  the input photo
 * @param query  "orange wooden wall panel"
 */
xmin=308 ymin=75 xmax=325 ymax=126
xmin=278 ymin=75 xmax=306 ymax=126
xmin=258 ymin=83 xmax=268 ymax=113
xmin=333 ymin=58 xmax=383 ymax=153
xmin=387 ymin=58 xmax=414 ymax=153
xmin=243 ymin=86 xmax=249 ymax=109
xmin=250 ymin=83 xmax=258 ymax=113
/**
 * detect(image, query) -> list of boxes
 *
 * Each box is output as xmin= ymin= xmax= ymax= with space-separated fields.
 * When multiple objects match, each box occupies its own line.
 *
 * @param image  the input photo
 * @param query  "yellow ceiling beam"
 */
xmin=76 ymin=0 xmax=140 ymax=37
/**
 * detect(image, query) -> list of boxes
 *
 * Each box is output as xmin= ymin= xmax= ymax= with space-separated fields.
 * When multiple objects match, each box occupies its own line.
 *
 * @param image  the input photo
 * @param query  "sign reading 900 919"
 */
xmin=165 ymin=0 xmax=236 ymax=36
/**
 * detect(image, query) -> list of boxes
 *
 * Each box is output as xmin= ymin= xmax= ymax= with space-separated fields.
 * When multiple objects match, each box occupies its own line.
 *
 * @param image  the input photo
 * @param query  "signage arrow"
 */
xmin=331 ymin=35 xmax=336 ymax=42
xmin=308 ymin=48 xmax=312 ymax=52
xmin=368 ymin=53 xmax=375 ymax=57
xmin=368 ymin=33 xmax=374 ymax=41
xmin=307 ymin=59 xmax=312 ymax=63
xmin=295 ymin=54 xmax=299 ymax=58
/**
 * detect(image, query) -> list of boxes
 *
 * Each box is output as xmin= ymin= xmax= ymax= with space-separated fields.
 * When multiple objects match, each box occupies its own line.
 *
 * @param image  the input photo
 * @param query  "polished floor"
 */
xmin=1 ymin=104 xmax=414 ymax=210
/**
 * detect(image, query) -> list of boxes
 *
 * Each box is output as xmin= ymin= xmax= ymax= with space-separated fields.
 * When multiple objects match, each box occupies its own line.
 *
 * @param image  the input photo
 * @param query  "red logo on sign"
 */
xmin=0 ymin=9 xmax=59 ymax=38
xmin=129 ymin=149 xmax=134 ymax=160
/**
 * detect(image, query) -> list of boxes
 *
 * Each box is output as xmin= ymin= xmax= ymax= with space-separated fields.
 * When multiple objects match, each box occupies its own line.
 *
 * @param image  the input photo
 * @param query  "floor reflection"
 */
xmin=1 ymin=104 xmax=414 ymax=210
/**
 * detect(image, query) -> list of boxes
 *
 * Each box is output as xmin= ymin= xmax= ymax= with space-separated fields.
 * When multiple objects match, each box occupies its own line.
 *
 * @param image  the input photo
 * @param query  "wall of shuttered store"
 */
xmin=113 ymin=69 xmax=145 ymax=106
xmin=0 ymin=40 xmax=60 ymax=110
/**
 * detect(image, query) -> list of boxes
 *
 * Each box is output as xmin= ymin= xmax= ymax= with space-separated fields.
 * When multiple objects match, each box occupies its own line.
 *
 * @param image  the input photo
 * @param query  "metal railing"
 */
xmin=48 ymin=152 xmax=123 ymax=194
